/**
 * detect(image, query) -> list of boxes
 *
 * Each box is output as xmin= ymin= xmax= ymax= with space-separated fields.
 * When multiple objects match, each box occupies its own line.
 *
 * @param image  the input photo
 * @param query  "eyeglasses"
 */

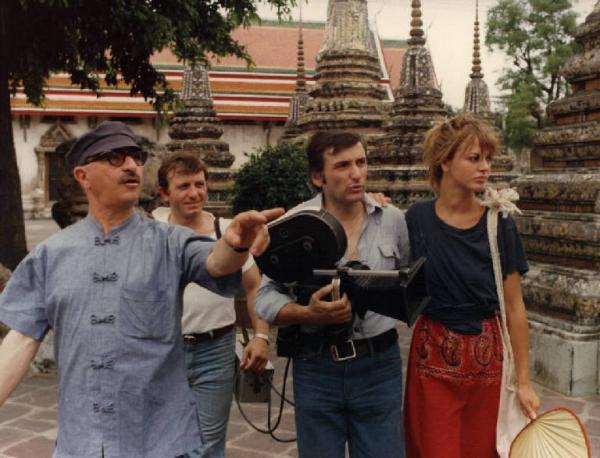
xmin=83 ymin=149 xmax=148 ymax=167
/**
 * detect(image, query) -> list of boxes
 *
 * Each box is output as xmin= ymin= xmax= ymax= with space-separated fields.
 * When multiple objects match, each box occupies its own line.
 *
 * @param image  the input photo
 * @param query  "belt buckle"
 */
xmin=330 ymin=340 xmax=356 ymax=362
xmin=183 ymin=335 xmax=197 ymax=345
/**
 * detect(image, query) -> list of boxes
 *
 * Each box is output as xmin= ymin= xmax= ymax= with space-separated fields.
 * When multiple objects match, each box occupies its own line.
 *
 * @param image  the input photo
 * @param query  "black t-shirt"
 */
xmin=406 ymin=199 xmax=528 ymax=334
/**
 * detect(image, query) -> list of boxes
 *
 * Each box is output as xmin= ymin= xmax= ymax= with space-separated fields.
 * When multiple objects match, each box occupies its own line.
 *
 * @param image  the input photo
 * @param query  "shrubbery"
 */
xmin=232 ymin=143 xmax=314 ymax=214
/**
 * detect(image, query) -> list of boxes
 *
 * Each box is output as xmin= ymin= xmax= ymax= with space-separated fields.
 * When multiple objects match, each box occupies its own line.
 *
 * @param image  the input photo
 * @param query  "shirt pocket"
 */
xmin=377 ymin=244 xmax=400 ymax=270
xmin=119 ymin=287 xmax=172 ymax=341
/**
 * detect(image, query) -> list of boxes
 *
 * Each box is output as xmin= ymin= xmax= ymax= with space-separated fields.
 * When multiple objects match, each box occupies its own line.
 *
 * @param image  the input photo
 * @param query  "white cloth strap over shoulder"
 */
xmin=486 ymin=208 xmax=511 ymax=356
xmin=480 ymin=186 xmax=522 ymax=369
xmin=480 ymin=187 xmax=522 ymax=219
xmin=481 ymin=187 xmax=528 ymax=458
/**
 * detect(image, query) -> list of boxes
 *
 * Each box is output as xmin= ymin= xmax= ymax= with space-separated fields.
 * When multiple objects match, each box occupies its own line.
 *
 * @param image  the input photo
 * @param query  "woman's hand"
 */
xmin=368 ymin=192 xmax=391 ymax=207
xmin=517 ymin=381 xmax=540 ymax=420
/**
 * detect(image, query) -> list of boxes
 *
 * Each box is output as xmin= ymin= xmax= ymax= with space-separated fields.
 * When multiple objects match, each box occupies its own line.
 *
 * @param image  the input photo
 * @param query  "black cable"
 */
xmin=266 ymin=357 xmax=295 ymax=442
xmin=265 ymin=364 xmax=295 ymax=407
xmin=233 ymin=357 xmax=296 ymax=443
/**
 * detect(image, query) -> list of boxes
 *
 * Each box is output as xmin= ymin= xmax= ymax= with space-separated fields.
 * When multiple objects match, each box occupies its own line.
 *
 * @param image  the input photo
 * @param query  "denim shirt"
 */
xmin=0 ymin=213 xmax=241 ymax=458
xmin=256 ymin=193 xmax=410 ymax=339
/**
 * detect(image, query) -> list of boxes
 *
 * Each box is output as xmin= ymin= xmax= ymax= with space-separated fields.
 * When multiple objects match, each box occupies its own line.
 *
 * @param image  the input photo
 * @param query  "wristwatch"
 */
xmin=254 ymin=332 xmax=270 ymax=345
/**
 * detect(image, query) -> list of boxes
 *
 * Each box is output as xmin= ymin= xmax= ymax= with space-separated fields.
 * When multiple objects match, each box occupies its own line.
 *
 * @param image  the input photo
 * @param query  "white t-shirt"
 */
xmin=153 ymin=207 xmax=254 ymax=334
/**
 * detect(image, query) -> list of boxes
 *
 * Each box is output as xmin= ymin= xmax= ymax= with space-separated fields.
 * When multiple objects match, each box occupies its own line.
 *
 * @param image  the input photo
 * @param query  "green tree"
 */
xmin=486 ymin=0 xmax=577 ymax=149
xmin=0 ymin=0 xmax=293 ymax=270
xmin=232 ymin=143 xmax=313 ymax=214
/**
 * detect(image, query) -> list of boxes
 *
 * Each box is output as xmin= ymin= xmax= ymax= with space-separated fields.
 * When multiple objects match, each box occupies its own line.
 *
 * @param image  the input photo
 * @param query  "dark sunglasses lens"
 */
xmin=135 ymin=150 xmax=148 ymax=165
xmin=106 ymin=151 xmax=126 ymax=166
xmin=105 ymin=150 xmax=147 ymax=166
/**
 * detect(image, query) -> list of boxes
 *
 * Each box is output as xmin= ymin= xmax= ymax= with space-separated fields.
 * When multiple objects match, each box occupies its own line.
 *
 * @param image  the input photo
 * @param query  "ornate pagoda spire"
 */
xmin=369 ymin=0 xmax=447 ymax=207
xmin=398 ymin=0 xmax=441 ymax=95
xmin=182 ymin=62 xmax=211 ymax=101
xmin=463 ymin=0 xmax=492 ymax=117
xmin=462 ymin=1 xmax=511 ymax=185
xmin=408 ymin=0 xmax=426 ymax=47
xmin=167 ymin=61 xmax=235 ymax=214
xmin=321 ymin=0 xmax=373 ymax=53
xmin=281 ymin=3 xmax=310 ymax=143
xmin=295 ymin=4 xmax=307 ymax=96
xmin=471 ymin=0 xmax=483 ymax=79
xmin=296 ymin=0 xmax=387 ymax=138
xmin=167 ymin=62 xmax=233 ymax=168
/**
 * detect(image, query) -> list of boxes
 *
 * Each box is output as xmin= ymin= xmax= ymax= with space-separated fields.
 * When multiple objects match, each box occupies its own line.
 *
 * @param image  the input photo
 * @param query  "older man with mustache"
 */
xmin=0 ymin=122 xmax=283 ymax=458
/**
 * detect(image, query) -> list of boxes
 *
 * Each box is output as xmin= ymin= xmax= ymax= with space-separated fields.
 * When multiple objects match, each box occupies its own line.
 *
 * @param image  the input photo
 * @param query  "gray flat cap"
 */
xmin=65 ymin=121 xmax=141 ymax=167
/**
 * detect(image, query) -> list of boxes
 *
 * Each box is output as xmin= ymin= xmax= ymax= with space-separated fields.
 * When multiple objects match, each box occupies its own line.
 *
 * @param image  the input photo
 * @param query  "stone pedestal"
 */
xmin=32 ymin=188 xmax=50 ymax=219
xmin=528 ymin=310 xmax=600 ymax=396
xmin=21 ymin=194 xmax=35 ymax=220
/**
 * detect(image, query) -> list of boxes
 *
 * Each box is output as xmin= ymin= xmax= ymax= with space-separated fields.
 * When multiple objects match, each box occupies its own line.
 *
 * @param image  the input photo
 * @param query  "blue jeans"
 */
xmin=183 ymin=330 xmax=236 ymax=458
xmin=293 ymin=343 xmax=405 ymax=458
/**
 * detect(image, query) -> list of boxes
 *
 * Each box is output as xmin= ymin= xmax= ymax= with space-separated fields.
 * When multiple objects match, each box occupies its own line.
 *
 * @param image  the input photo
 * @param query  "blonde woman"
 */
xmin=403 ymin=115 xmax=539 ymax=458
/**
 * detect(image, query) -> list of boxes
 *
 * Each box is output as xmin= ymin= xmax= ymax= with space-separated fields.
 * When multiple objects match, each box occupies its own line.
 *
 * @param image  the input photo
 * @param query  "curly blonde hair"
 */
xmin=422 ymin=115 xmax=500 ymax=193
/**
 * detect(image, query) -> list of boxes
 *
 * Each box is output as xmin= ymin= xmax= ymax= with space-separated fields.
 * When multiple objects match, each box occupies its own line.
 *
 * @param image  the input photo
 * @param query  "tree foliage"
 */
xmin=0 ymin=0 xmax=294 ymax=269
xmin=7 ymin=0 xmax=293 ymax=110
xmin=231 ymin=143 xmax=313 ymax=214
xmin=486 ymin=0 xmax=577 ymax=149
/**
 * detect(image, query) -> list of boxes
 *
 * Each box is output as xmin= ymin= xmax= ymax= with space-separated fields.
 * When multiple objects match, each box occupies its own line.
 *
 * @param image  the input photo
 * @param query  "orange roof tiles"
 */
xmin=12 ymin=21 xmax=406 ymax=121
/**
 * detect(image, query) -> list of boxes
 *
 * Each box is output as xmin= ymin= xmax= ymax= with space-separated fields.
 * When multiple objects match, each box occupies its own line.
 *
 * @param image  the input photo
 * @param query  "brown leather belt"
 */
xmin=183 ymin=324 xmax=235 ymax=345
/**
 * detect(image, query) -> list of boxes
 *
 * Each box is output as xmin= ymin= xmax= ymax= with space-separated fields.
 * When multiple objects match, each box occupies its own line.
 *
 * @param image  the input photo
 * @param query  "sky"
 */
xmin=257 ymin=0 xmax=599 ymax=109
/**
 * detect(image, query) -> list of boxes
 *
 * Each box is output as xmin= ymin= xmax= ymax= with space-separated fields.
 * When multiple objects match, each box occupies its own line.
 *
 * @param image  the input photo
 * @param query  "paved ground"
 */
xmin=0 ymin=219 xmax=598 ymax=457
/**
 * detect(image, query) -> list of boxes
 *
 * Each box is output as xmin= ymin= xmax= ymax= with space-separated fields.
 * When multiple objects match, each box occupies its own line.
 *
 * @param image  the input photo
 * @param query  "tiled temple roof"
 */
xmin=11 ymin=21 xmax=406 ymax=121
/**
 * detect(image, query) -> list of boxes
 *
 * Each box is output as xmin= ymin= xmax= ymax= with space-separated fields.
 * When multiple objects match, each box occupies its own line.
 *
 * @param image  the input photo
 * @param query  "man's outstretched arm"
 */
xmin=206 ymin=208 xmax=284 ymax=277
xmin=0 ymin=329 xmax=40 ymax=406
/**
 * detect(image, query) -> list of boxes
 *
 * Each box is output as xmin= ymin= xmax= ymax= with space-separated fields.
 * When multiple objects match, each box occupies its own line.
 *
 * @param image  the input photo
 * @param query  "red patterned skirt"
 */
xmin=404 ymin=315 xmax=502 ymax=458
